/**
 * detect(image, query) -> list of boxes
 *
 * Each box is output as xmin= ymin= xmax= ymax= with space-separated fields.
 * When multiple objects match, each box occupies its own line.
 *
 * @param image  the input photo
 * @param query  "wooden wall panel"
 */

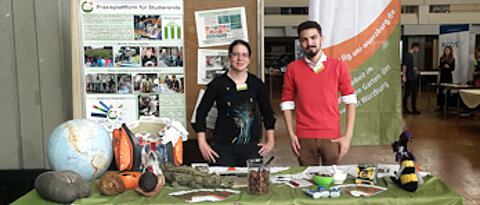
xmin=59 ymin=0 xmax=73 ymax=121
xmin=0 ymin=0 xmax=21 ymax=169
xmin=12 ymin=0 xmax=45 ymax=168
xmin=35 ymin=0 xmax=68 ymax=168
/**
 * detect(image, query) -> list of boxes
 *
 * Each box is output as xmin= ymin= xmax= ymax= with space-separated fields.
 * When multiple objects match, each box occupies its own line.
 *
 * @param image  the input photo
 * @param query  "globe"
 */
xmin=47 ymin=119 xmax=113 ymax=181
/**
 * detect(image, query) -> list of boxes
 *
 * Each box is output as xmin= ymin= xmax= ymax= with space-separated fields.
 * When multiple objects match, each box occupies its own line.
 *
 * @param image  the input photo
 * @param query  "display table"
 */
xmin=428 ymin=83 xmax=480 ymax=119
xmin=12 ymin=166 xmax=464 ymax=205
xmin=460 ymin=89 xmax=480 ymax=108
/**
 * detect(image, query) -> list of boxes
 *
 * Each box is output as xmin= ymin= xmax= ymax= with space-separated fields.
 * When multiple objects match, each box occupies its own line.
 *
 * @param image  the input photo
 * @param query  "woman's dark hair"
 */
xmin=411 ymin=42 xmax=421 ymax=49
xmin=297 ymin=21 xmax=322 ymax=36
xmin=228 ymin=40 xmax=251 ymax=57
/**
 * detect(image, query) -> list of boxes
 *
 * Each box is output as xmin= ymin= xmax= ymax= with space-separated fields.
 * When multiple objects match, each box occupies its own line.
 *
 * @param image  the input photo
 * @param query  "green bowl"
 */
xmin=313 ymin=174 xmax=333 ymax=186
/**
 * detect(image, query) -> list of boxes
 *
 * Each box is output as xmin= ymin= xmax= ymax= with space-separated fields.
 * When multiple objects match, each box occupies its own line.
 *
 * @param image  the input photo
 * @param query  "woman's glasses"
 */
xmin=230 ymin=52 xmax=249 ymax=58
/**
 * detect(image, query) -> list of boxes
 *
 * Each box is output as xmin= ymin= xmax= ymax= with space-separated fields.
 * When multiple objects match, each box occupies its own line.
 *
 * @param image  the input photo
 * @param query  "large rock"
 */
xmin=34 ymin=170 xmax=90 ymax=203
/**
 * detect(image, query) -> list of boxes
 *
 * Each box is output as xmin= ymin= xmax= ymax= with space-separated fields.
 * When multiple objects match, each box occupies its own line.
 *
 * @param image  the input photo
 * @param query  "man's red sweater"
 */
xmin=281 ymin=57 xmax=355 ymax=139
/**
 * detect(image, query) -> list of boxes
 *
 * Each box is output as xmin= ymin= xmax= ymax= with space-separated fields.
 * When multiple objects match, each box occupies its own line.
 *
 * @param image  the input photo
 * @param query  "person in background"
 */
xmin=192 ymin=40 xmax=276 ymax=167
xmin=436 ymin=46 xmax=455 ymax=110
xmin=473 ymin=46 xmax=480 ymax=86
xmin=281 ymin=21 xmax=356 ymax=166
xmin=402 ymin=42 xmax=421 ymax=114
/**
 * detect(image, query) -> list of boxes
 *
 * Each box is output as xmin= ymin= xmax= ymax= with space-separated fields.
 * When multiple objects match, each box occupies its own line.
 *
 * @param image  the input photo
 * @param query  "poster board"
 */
xmin=71 ymin=0 xmax=186 ymax=130
xmin=71 ymin=0 xmax=263 ymax=137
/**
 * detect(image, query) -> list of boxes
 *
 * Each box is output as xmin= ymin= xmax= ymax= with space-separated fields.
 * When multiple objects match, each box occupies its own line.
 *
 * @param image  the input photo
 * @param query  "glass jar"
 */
xmin=247 ymin=158 xmax=270 ymax=195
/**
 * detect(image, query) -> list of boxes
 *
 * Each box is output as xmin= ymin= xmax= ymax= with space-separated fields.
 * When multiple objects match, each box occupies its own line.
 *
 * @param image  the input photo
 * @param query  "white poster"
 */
xmin=197 ymin=49 xmax=228 ymax=84
xmin=80 ymin=0 xmax=186 ymax=128
xmin=191 ymin=89 xmax=217 ymax=129
xmin=195 ymin=7 xmax=248 ymax=47
xmin=86 ymin=97 xmax=137 ymax=130
xmin=438 ymin=31 xmax=470 ymax=83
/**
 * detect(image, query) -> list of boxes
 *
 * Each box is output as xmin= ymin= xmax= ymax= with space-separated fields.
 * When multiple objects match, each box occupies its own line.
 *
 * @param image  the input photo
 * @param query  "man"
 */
xmin=281 ymin=21 xmax=357 ymax=166
xmin=402 ymin=43 xmax=421 ymax=114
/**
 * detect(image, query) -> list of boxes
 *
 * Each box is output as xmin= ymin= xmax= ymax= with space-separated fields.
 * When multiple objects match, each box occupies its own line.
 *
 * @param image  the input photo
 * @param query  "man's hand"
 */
xmin=331 ymin=135 xmax=352 ymax=160
xmin=198 ymin=139 xmax=219 ymax=163
xmin=290 ymin=134 xmax=301 ymax=157
xmin=258 ymin=141 xmax=274 ymax=156
xmin=402 ymin=76 xmax=406 ymax=83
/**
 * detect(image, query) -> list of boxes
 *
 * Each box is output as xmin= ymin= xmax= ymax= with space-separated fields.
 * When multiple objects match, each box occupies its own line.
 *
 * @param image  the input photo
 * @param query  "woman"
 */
xmin=437 ymin=46 xmax=455 ymax=109
xmin=192 ymin=40 xmax=275 ymax=167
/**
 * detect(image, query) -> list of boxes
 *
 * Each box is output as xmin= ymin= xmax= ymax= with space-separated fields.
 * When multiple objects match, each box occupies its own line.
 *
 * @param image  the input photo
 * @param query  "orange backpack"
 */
xmin=113 ymin=124 xmax=141 ymax=171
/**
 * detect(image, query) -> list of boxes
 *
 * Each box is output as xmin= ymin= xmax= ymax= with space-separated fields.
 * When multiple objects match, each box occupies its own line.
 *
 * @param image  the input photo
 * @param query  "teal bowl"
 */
xmin=313 ymin=174 xmax=333 ymax=186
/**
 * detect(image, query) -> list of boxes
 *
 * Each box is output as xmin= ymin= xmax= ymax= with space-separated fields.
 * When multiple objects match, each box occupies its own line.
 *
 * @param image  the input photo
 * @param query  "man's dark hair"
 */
xmin=297 ymin=21 xmax=322 ymax=36
xmin=411 ymin=42 xmax=421 ymax=49
xmin=228 ymin=40 xmax=251 ymax=57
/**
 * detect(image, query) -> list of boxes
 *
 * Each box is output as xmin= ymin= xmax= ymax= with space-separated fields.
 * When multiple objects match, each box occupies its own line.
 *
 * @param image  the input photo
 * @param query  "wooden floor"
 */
xmin=264 ymin=81 xmax=480 ymax=204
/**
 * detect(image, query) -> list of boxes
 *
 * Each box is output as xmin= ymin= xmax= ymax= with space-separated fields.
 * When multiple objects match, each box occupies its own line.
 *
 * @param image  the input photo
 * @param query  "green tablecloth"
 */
xmin=13 ymin=167 xmax=464 ymax=205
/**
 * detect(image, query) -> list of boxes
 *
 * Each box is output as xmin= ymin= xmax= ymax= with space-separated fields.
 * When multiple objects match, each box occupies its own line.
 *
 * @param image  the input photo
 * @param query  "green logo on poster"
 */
xmin=81 ymin=1 xmax=94 ymax=13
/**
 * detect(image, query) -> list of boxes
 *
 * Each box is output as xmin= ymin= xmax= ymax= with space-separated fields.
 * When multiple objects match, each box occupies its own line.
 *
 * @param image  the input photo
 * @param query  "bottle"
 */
xmin=303 ymin=189 xmax=321 ymax=199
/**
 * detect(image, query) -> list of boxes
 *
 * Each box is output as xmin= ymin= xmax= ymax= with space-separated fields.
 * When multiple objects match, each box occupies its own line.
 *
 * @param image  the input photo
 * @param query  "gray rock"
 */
xmin=34 ymin=170 xmax=90 ymax=203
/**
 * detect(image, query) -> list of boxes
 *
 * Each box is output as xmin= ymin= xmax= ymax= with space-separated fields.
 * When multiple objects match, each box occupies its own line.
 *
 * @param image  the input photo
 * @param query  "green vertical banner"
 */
xmin=309 ymin=0 xmax=402 ymax=145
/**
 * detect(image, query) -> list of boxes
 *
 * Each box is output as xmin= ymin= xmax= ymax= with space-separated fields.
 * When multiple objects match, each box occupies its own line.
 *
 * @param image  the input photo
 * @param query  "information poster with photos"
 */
xmin=80 ymin=0 xmax=186 ymax=128
xmin=197 ymin=49 xmax=228 ymax=85
xmin=195 ymin=7 xmax=248 ymax=47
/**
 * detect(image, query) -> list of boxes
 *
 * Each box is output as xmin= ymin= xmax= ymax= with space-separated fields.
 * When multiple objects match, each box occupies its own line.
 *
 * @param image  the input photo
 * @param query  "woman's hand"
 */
xmin=197 ymin=133 xmax=219 ymax=163
xmin=258 ymin=130 xmax=275 ymax=156
xmin=258 ymin=141 xmax=274 ymax=156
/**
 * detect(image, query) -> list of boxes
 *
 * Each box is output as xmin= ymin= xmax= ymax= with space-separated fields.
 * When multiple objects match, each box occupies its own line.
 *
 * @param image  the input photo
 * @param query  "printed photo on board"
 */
xmin=133 ymin=73 xmax=159 ymax=93
xmin=117 ymin=73 xmax=133 ymax=94
xmin=115 ymin=46 xmax=141 ymax=67
xmin=86 ymin=73 xmax=117 ymax=94
xmin=138 ymin=94 xmax=160 ymax=117
xmin=84 ymin=46 xmax=113 ymax=67
xmin=158 ymin=74 xmax=184 ymax=93
xmin=141 ymin=46 xmax=158 ymax=67
xmin=134 ymin=15 xmax=162 ymax=40
xmin=158 ymin=46 xmax=183 ymax=67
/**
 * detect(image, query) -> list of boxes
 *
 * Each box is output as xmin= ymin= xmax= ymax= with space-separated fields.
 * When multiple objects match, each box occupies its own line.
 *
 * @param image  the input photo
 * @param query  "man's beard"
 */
xmin=305 ymin=47 xmax=318 ymax=58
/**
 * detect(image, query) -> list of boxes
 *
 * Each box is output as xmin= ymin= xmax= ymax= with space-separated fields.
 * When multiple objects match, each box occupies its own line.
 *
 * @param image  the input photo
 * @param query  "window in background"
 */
xmin=430 ymin=5 xmax=450 ymax=13
xmin=265 ymin=7 xmax=308 ymax=15
xmin=401 ymin=6 xmax=418 ymax=14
